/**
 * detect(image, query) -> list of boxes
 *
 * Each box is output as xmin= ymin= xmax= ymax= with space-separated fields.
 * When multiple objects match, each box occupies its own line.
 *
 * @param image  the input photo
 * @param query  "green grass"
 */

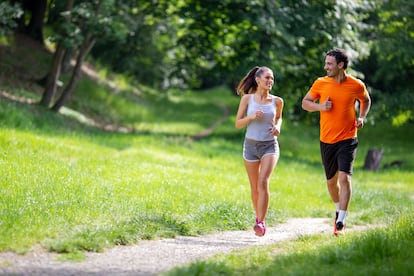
xmin=0 ymin=38 xmax=413 ymax=274
xmin=1 ymin=84 xmax=413 ymax=256
xmin=166 ymin=214 xmax=414 ymax=276
xmin=0 ymin=86 xmax=251 ymax=253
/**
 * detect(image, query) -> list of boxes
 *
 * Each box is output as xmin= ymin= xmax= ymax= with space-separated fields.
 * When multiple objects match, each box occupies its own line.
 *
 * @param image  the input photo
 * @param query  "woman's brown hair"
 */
xmin=236 ymin=66 xmax=272 ymax=96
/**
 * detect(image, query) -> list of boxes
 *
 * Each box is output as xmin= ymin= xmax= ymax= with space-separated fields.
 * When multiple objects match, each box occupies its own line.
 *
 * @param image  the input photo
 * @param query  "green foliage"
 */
xmin=90 ymin=0 xmax=169 ymax=86
xmin=51 ymin=0 xmax=129 ymax=49
xmin=0 ymin=2 xmax=23 ymax=36
xmin=355 ymin=0 xmax=414 ymax=123
xmin=90 ymin=0 xmax=371 ymax=93
xmin=3 ymin=0 xmax=413 ymax=124
xmin=101 ymin=0 xmax=372 ymax=123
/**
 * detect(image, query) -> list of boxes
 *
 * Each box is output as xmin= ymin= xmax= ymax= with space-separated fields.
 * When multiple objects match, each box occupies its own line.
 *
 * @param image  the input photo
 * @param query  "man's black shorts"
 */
xmin=320 ymin=138 xmax=358 ymax=180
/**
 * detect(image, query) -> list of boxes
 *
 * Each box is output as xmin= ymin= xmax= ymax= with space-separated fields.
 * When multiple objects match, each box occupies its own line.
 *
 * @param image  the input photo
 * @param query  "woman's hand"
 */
xmin=254 ymin=109 xmax=264 ymax=120
xmin=270 ymin=125 xmax=280 ymax=136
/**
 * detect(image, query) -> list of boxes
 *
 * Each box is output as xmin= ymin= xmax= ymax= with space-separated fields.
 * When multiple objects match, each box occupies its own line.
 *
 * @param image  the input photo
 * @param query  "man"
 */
xmin=302 ymin=48 xmax=371 ymax=236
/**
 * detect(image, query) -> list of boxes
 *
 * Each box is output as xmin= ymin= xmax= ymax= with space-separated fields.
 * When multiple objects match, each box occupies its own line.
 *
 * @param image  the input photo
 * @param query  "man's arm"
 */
xmin=359 ymin=93 xmax=371 ymax=119
xmin=356 ymin=92 xmax=371 ymax=128
xmin=302 ymin=92 xmax=332 ymax=112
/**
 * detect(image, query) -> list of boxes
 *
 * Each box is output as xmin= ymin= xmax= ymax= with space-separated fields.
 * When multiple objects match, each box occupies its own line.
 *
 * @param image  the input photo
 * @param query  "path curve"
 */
xmin=191 ymin=103 xmax=230 ymax=140
xmin=0 ymin=218 xmax=338 ymax=276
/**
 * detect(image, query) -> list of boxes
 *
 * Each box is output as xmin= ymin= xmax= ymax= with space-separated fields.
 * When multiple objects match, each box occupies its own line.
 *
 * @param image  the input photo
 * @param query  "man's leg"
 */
xmin=338 ymin=171 xmax=352 ymax=211
xmin=327 ymin=171 xmax=339 ymax=203
xmin=327 ymin=172 xmax=342 ymax=235
xmin=335 ymin=138 xmax=357 ymax=233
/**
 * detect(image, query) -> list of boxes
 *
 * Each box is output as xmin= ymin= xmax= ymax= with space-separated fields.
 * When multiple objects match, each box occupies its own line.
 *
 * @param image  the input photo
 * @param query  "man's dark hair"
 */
xmin=326 ymin=48 xmax=349 ymax=69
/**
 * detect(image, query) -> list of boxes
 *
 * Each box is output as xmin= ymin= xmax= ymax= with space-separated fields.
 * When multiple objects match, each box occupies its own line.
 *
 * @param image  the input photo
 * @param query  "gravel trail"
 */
xmin=0 ymin=218 xmax=336 ymax=276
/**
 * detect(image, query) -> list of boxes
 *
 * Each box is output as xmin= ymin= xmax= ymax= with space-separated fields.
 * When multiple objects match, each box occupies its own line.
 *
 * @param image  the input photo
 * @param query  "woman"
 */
xmin=235 ymin=66 xmax=283 ymax=237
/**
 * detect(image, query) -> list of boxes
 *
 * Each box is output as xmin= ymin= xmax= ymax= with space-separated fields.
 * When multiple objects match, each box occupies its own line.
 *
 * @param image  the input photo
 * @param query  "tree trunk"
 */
xmin=363 ymin=149 xmax=383 ymax=171
xmin=24 ymin=0 xmax=47 ymax=43
xmin=39 ymin=44 xmax=66 ymax=107
xmin=62 ymin=48 xmax=76 ymax=73
xmin=51 ymin=35 xmax=97 ymax=112
xmin=51 ymin=0 xmax=102 ymax=112
xmin=39 ymin=0 xmax=74 ymax=107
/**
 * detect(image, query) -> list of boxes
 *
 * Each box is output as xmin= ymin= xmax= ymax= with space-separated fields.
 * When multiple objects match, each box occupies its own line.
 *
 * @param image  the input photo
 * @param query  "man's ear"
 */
xmin=338 ymin=61 xmax=344 ymax=69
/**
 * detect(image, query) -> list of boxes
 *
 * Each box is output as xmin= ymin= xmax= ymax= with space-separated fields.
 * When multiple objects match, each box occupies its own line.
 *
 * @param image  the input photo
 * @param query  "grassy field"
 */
xmin=0 ymin=39 xmax=413 ymax=274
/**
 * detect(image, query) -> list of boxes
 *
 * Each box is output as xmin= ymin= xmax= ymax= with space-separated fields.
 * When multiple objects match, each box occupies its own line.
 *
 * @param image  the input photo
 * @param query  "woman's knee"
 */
xmin=257 ymin=179 xmax=269 ymax=191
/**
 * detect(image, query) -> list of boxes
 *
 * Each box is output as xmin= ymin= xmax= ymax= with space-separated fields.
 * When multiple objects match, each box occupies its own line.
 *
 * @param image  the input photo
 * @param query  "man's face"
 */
xmin=324 ymin=55 xmax=342 ymax=77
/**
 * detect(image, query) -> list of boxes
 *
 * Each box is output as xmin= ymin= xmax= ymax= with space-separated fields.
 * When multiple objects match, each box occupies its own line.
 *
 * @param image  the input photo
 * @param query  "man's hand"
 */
xmin=356 ymin=117 xmax=365 ymax=128
xmin=321 ymin=96 xmax=332 ymax=111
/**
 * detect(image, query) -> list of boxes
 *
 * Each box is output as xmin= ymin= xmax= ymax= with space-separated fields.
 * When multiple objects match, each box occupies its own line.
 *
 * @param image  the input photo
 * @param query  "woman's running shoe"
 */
xmin=254 ymin=221 xmax=266 ymax=237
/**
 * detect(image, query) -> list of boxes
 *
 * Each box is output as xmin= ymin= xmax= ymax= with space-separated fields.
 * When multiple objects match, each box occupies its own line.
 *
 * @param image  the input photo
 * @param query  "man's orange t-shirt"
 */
xmin=309 ymin=75 xmax=368 ymax=144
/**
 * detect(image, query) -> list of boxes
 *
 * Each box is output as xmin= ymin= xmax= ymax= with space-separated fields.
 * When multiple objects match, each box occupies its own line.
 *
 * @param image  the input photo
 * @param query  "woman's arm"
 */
xmin=235 ymin=95 xmax=252 ymax=129
xmin=272 ymin=96 xmax=284 ymax=136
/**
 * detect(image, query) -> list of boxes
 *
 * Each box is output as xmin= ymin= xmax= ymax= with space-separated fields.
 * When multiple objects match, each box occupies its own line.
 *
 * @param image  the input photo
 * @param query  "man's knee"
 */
xmin=338 ymin=171 xmax=351 ymax=185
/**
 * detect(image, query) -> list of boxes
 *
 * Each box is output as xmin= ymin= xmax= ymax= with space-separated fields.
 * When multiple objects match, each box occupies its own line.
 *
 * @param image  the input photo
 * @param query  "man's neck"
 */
xmin=332 ymin=72 xmax=347 ymax=83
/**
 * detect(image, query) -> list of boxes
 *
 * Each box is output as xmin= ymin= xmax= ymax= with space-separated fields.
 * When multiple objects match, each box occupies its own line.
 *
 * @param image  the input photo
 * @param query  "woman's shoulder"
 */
xmin=240 ymin=93 xmax=252 ymax=104
xmin=242 ymin=93 xmax=254 ymax=100
xmin=271 ymin=94 xmax=283 ymax=104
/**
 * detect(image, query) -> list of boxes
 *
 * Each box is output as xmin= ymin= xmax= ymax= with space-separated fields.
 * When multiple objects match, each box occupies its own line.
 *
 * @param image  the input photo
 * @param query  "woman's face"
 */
xmin=256 ymin=69 xmax=274 ymax=90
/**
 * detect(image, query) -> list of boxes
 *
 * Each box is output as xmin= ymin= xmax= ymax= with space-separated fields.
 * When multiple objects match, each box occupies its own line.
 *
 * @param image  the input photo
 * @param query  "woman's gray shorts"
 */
xmin=243 ymin=139 xmax=279 ymax=162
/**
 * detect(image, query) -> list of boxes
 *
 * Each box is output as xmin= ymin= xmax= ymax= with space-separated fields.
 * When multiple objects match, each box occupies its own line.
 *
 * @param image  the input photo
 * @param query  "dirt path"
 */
xmin=0 ymin=218 xmax=351 ymax=276
xmin=191 ymin=103 xmax=230 ymax=140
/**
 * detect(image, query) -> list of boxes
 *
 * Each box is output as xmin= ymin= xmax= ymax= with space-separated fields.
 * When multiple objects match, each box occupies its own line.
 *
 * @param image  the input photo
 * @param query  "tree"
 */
xmin=0 ymin=1 xmax=23 ymax=36
xmin=6 ymin=0 xmax=411 ymax=124
xmin=39 ymin=0 xmax=74 ymax=108
xmin=355 ymin=0 xmax=414 ymax=124
xmin=40 ymin=0 xmax=130 ymax=112
xmin=154 ymin=0 xmax=371 ymax=120
xmin=90 ymin=0 xmax=168 ymax=88
xmin=11 ymin=0 xmax=48 ymax=43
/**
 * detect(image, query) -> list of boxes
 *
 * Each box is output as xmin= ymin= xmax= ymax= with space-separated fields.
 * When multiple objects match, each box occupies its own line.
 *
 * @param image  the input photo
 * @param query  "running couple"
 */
xmin=235 ymin=48 xmax=371 ymax=237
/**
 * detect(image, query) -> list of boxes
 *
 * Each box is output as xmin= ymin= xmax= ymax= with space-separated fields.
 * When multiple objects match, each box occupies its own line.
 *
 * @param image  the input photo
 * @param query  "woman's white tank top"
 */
xmin=245 ymin=94 xmax=277 ymax=141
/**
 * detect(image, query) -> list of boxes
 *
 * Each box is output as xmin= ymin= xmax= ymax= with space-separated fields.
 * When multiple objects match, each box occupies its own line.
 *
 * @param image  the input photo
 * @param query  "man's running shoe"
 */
xmin=334 ymin=221 xmax=346 ymax=236
xmin=254 ymin=221 xmax=266 ymax=237
xmin=333 ymin=211 xmax=339 ymax=235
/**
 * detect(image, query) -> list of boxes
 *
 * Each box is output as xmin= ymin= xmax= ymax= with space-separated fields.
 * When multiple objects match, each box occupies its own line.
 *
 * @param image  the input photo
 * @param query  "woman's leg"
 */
xmin=256 ymin=154 xmax=278 ymax=222
xmin=244 ymin=160 xmax=260 ymax=216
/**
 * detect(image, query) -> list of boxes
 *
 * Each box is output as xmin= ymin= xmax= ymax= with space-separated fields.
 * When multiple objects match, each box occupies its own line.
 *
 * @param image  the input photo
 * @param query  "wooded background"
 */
xmin=1 ymin=0 xmax=413 ymax=125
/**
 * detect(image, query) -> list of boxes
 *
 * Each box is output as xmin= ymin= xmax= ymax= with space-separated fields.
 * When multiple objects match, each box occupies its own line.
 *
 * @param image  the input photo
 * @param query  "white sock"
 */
xmin=337 ymin=210 xmax=347 ymax=224
xmin=334 ymin=202 xmax=340 ymax=212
